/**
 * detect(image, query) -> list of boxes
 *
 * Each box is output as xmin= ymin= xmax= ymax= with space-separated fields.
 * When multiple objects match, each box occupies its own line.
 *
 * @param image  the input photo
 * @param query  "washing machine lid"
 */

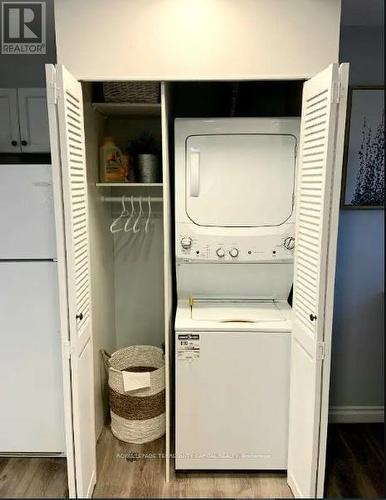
xmin=191 ymin=299 xmax=286 ymax=323
xmin=185 ymin=133 xmax=296 ymax=227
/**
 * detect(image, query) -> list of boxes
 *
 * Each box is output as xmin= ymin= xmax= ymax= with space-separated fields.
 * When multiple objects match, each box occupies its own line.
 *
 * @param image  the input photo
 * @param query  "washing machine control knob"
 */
xmin=181 ymin=237 xmax=192 ymax=250
xmin=229 ymin=248 xmax=239 ymax=258
xmin=216 ymin=248 xmax=226 ymax=258
xmin=284 ymin=236 xmax=295 ymax=250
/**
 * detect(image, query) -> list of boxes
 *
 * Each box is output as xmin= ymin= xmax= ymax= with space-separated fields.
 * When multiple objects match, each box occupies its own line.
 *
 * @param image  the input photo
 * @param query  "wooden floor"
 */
xmin=0 ymin=423 xmax=383 ymax=498
xmin=93 ymin=429 xmax=292 ymax=498
xmin=0 ymin=456 xmax=68 ymax=498
xmin=324 ymin=423 xmax=384 ymax=498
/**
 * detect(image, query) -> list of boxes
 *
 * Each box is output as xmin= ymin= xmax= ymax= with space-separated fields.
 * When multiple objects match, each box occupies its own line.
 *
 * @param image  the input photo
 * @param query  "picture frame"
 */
xmin=341 ymin=86 xmax=384 ymax=209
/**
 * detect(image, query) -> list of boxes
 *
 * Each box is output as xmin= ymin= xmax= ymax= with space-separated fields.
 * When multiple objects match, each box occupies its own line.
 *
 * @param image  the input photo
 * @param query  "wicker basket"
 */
xmin=103 ymin=82 xmax=160 ymax=103
xmin=103 ymin=346 xmax=165 ymax=444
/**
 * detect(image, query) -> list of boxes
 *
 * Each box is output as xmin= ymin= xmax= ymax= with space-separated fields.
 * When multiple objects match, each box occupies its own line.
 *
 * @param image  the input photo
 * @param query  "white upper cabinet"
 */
xmin=0 ymin=89 xmax=19 ymax=152
xmin=0 ymin=88 xmax=50 ymax=153
xmin=18 ymin=88 xmax=50 ymax=153
xmin=54 ymin=0 xmax=341 ymax=81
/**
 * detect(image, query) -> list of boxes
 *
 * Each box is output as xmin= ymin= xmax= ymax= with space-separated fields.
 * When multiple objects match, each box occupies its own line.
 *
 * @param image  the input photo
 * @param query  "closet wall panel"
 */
xmin=83 ymin=84 xmax=117 ymax=437
xmin=161 ymin=82 xmax=173 ymax=482
xmin=113 ymin=215 xmax=165 ymax=349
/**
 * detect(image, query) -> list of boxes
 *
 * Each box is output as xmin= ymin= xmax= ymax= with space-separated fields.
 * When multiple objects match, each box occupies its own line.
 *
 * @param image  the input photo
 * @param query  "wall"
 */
xmin=0 ymin=0 xmax=56 ymax=87
xmin=329 ymin=25 xmax=384 ymax=420
xmin=113 ymin=209 xmax=165 ymax=349
xmin=54 ymin=0 xmax=341 ymax=81
xmin=83 ymin=85 xmax=117 ymax=437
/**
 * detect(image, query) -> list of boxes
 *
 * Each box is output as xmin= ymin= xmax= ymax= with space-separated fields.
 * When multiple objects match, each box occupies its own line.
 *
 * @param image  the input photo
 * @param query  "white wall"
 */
xmin=83 ymin=85 xmax=117 ymax=437
xmin=54 ymin=0 xmax=341 ymax=81
xmin=329 ymin=25 xmax=384 ymax=416
xmin=113 ymin=209 xmax=165 ymax=349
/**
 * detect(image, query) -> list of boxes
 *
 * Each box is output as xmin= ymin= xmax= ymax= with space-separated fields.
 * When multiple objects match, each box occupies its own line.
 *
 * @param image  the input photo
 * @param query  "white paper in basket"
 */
xmin=122 ymin=370 xmax=151 ymax=392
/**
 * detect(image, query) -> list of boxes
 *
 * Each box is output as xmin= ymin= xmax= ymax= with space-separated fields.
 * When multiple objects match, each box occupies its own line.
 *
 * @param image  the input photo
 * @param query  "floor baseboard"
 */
xmin=329 ymin=405 xmax=384 ymax=423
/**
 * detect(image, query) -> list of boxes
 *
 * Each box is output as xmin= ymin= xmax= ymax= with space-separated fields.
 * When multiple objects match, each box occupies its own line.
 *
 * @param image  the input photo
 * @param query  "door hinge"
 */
xmin=48 ymin=81 xmax=60 ymax=105
xmin=63 ymin=340 xmax=72 ymax=360
xmin=332 ymin=80 xmax=341 ymax=104
xmin=317 ymin=341 xmax=328 ymax=360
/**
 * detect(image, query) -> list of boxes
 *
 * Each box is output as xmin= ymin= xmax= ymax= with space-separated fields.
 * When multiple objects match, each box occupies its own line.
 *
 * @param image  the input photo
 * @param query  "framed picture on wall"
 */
xmin=341 ymin=86 xmax=384 ymax=209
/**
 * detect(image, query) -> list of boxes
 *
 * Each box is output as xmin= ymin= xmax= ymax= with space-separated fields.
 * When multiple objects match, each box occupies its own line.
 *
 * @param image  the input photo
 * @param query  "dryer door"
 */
xmin=186 ymin=133 xmax=296 ymax=227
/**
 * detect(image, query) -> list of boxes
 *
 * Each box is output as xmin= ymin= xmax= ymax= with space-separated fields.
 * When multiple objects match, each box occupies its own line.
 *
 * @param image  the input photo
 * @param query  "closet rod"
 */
xmin=101 ymin=196 xmax=163 ymax=203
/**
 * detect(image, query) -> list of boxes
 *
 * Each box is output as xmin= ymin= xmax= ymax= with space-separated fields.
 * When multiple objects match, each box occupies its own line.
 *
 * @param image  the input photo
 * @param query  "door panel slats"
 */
xmin=288 ymin=64 xmax=349 ymax=498
xmin=305 ymin=96 xmax=328 ymax=110
xmin=304 ymin=135 xmax=326 ymax=144
xmin=51 ymin=65 xmax=96 ymax=498
xmin=305 ymin=88 xmax=328 ymax=104
xmin=62 ymin=87 xmax=90 ymax=325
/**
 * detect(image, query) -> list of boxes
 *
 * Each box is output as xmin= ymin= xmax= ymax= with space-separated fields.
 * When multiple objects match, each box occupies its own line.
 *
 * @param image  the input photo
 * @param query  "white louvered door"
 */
xmin=287 ymin=63 xmax=349 ymax=498
xmin=46 ymin=64 xmax=96 ymax=498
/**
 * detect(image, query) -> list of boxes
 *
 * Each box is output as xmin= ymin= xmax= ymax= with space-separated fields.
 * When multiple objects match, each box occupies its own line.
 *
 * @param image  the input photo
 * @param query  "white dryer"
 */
xmin=175 ymin=117 xmax=300 ymax=263
xmin=174 ymin=118 xmax=300 ymax=470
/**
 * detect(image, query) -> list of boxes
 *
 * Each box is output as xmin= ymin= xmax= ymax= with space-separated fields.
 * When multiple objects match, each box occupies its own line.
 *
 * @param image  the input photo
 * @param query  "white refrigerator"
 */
xmin=0 ymin=164 xmax=65 ymax=454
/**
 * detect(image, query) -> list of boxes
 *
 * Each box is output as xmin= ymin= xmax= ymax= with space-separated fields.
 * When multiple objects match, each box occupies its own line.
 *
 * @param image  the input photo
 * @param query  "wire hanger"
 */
xmin=110 ymin=196 xmax=129 ymax=234
xmin=124 ymin=196 xmax=135 ymax=232
xmin=132 ymin=197 xmax=143 ymax=234
xmin=145 ymin=196 xmax=151 ymax=233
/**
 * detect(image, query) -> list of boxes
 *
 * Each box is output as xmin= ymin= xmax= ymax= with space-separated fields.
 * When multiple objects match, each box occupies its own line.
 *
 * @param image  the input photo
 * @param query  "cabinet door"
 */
xmin=46 ymin=64 xmax=96 ymax=498
xmin=0 ymin=88 xmax=20 ymax=152
xmin=18 ymin=88 xmax=50 ymax=153
xmin=287 ymin=63 xmax=349 ymax=498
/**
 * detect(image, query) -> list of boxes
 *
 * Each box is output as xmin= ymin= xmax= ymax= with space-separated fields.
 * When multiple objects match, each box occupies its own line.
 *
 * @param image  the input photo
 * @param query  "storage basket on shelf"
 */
xmin=103 ymin=82 xmax=160 ymax=103
xmin=103 ymin=345 xmax=165 ymax=444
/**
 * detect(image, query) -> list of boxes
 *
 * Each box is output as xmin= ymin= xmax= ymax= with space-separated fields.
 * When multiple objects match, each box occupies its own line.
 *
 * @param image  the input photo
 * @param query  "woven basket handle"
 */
xmin=101 ymin=350 xmax=111 ymax=372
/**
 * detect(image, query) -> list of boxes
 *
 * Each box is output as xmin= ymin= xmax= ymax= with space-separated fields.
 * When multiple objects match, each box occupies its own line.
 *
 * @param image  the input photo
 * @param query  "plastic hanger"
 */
xmin=110 ymin=196 xmax=129 ymax=234
xmin=145 ymin=196 xmax=151 ymax=233
xmin=124 ymin=196 xmax=135 ymax=232
xmin=132 ymin=197 xmax=143 ymax=234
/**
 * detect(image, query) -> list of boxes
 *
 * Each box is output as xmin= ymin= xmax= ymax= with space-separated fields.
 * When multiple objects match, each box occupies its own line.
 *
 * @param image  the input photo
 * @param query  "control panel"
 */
xmin=176 ymin=232 xmax=295 ymax=263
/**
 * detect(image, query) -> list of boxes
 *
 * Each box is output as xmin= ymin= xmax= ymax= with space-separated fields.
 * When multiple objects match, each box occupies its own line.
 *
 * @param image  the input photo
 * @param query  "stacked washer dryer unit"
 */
xmin=174 ymin=118 xmax=300 ymax=470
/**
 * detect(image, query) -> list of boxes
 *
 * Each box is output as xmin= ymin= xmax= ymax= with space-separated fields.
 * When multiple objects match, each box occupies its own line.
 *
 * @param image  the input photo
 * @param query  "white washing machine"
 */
xmin=175 ymin=298 xmax=292 ymax=470
xmin=174 ymin=118 xmax=300 ymax=470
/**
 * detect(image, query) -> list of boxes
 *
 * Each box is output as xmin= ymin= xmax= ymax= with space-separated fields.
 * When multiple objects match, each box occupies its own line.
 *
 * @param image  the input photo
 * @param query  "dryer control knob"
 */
xmin=216 ymin=248 xmax=226 ymax=258
xmin=181 ymin=237 xmax=192 ymax=249
xmin=229 ymin=248 xmax=239 ymax=258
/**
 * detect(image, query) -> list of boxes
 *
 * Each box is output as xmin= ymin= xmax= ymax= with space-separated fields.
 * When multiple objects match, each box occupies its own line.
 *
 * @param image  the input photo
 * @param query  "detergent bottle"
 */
xmin=99 ymin=137 xmax=125 ymax=182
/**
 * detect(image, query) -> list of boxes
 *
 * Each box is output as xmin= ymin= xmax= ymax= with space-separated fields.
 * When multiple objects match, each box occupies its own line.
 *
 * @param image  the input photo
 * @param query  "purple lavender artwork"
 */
xmin=351 ymin=112 xmax=384 ymax=206
xmin=343 ymin=88 xmax=384 ymax=208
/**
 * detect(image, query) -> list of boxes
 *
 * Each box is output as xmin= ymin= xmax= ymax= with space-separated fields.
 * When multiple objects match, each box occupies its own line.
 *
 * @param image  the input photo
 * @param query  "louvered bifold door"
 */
xmin=55 ymin=65 xmax=96 ymax=498
xmin=287 ymin=63 xmax=349 ymax=499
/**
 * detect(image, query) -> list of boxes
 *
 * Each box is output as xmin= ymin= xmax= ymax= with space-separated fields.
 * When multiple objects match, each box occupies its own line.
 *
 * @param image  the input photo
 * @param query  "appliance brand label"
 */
xmin=177 ymin=333 xmax=200 ymax=360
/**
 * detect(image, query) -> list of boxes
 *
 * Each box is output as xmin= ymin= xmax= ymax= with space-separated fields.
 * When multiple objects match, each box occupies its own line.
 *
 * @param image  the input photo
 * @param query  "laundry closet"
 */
xmin=46 ymin=1 xmax=347 ymax=498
